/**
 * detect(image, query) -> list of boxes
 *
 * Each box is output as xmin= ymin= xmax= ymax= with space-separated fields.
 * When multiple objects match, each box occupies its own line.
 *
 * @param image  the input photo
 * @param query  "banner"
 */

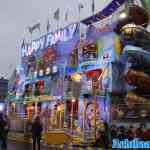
xmin=78 ymin=96 xmax=110 ymax=129
xmin=21 ymin=23 xmax=78 ymax=57
xmin=97 ymin=32 xmax=117 ymax=63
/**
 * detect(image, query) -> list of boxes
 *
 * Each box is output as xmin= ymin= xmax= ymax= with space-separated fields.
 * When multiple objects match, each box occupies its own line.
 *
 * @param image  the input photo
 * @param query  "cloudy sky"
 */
xmin=0 ymin=0 xmax=111 ymax=78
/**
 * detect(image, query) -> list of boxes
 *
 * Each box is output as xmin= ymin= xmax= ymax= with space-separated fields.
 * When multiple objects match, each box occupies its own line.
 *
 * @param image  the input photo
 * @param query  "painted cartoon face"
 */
xmin=86 ymin=103 xmax=101 ymax=127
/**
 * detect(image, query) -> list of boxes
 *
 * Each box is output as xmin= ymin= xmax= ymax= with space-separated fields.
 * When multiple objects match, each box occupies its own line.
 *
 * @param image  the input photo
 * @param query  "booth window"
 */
xmin=34 ymin=80 xmax=45 ymax=96
xmin=70 ymin=48 xmax=78 ymax=66
xmin=23 ymin=84 xmax=33 ymax=97
xmin=82 ymin=43 xmax=98 ymax=61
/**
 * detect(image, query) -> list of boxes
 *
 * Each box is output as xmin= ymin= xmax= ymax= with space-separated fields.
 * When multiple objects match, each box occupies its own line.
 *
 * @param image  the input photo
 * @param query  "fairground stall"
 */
xmin=8 ymin=23 xmax=80 ymax=132
xmin=7 ymin=0 xmax=132 ymax=142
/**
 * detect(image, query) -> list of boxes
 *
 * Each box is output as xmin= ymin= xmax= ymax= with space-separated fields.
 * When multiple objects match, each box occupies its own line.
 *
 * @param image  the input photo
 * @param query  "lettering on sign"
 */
xmin=21 ymin=24 xmax=78 ymax=57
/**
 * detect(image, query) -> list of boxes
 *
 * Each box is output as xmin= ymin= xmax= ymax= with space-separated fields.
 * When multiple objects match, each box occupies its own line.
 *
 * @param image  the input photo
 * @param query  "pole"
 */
xmin=92 ymin=0 xmax=95 ymax=16
xmin=60 ymin=111 xmax=62 ymax=129
xmin=78 ymin=2 xmax=82 ymax=65
xmin=63 ymin=57 xmax=67 ymax=128
xmin=57 ymin=20 xmax=59 ymax=30
xmin=92 ymin=80 xmax=97 ymax=142
xmin=91 ymin=4 xmax=97 ymax=140
xmin=30 ymin=32 xmax=32 ymax=43
xmin=71 ymin=101 xmax=74 ymax=134
xmin=83 ymin=99 xmax=86 ymax=143
xmin=39 ymin=27 xmax=41 ymax=37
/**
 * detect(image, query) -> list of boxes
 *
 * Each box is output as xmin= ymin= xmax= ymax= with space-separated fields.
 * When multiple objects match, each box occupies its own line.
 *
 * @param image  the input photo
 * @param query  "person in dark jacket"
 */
xmin=111 ymin=125 xmax=117 ymax=139
xmin=117 ymin=125 xmax=127 ymax=140
xmin=0 ymin=113 xmax=8 ymax=150
xmin=135 ymin=123 xmax=146 ymax=140
xmin=94 ymin=122 xmax=110 ymax=148
xmin=31 ymin=116 xmax=43 ymax=150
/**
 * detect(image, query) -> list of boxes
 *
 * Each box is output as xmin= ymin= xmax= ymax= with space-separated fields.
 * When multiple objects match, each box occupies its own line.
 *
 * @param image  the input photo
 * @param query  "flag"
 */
xmin=65 ymin=7 xmax=69 ymax=22
xmin=92 ymin=0 xmax=95 ymax=14
xmin=78 ymin=1 xmax=84 ymax=13
xmin=28 ymin=26 xmax=32 ymax=34
xmin=28 ymin=22 xmax=40 ymax=34
xmin=46 ymin=18 xmax=50 ymax=32
xmin=32 ymin=22 xmax=40 ymax=31
xmin=21 ymin=39 xmax=25 ymax=48
xmin=54 ymin=8 xmax=60 ymax=20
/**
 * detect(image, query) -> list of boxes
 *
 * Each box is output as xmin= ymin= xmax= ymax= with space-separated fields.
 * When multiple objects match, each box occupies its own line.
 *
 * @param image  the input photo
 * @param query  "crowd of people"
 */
xmin=94 ymin=122 xmax=150 ymax=148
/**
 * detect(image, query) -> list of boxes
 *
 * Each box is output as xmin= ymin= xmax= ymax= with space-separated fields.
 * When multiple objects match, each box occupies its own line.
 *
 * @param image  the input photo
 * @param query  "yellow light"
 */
xmin=122 ymin=23 xmax=136 ymax=29
xmin=57 ymin=106 xmax=61 ymax=111
xmin=71 ymin=73 xmax=82 ymax=82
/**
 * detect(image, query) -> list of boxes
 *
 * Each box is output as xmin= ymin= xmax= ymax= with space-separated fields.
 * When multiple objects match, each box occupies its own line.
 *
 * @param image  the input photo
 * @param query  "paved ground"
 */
xmin=7 ymin=141 xmax=103 ymax=150
xmin=8 ymin=141 xmax=32 ymax=150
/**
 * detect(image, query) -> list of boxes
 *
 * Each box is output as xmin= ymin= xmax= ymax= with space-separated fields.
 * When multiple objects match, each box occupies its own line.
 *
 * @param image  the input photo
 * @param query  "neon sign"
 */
xmin=21 ymin=23 xmax=78 ymax=57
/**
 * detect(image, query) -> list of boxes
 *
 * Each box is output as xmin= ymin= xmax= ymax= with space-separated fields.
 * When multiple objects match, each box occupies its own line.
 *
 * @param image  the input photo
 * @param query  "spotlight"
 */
xmin=119 ymin=12 xmax=127 ymax=19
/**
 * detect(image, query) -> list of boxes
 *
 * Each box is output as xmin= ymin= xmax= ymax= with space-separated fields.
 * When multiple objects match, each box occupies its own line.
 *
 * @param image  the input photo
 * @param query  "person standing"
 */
xmin=0 ymin=113 xmax=8 ymax=150
xmin=135 ymin=123 xmax=146 ymax=140
xmin=31 ymin=116 xmax=43 ymax=150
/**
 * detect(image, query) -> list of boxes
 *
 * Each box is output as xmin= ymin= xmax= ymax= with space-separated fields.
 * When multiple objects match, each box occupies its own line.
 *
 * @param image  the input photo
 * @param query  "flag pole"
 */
xmin=91 ymin=0 xmax=95 ymax=26
xmin=78 ymin=4 xmax=81 ymax=41
xmin=92 ymin=0 xmax=95 ymax=16
xmin=78 ymin=2 xmax=82 ymax=65
xmin=28 ymin=26 xmax=32 ymax=42
xmin=65 ymin=6 xmax=69 ymax=26
xmin=46 ymin=14 xmax=50 ymax=34
xmin=78 ymin=0 xmax=84 ymax=142
xmin=58 ymin=9 xmax=60 ymax=30
xmin=29 ymin=28 xmax=32 ymax=42
xmin=54 ymin=8 xmax=60 ymax=30
xmin=39 ymin=27 xmax=41 ymax=37
xmin=31 ymin=32 xmax=32 ymax=42
xmin=38 ymin=21 xmax=41 ymax=37
xmin=57 ymin=19 xmax=59 ymax=30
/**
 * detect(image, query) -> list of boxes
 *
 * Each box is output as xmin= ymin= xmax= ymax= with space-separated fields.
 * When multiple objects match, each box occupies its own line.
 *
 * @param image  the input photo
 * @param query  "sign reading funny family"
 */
xmin=21 ymin=23 xmax=78 ymax=57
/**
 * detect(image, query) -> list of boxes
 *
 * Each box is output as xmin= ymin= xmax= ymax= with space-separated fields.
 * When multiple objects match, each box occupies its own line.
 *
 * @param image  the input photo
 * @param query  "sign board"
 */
xmin=21 ymin=23 xmax=78 ymax=57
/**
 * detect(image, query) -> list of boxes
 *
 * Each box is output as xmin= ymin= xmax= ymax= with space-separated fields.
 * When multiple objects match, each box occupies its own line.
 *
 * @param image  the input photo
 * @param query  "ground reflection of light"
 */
xmin=0 ymin=104 xmax=4 ymax=111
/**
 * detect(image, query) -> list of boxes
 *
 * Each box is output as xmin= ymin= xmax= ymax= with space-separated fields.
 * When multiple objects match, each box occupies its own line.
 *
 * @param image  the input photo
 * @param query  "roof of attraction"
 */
xmin=81 ymin=0 xmax=127 ymax=25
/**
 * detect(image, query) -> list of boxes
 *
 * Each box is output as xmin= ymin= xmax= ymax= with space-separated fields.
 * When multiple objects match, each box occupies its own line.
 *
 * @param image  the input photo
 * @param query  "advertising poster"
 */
xmin=97 ymin=32 xmax=117 ymax=63
xmin=9 ymin=66 xmax=26 ymax=98
xmin=49 ymin=79 xmax=63 ymax=97
xmin=78 ymin=96 xmax=110 ymax=129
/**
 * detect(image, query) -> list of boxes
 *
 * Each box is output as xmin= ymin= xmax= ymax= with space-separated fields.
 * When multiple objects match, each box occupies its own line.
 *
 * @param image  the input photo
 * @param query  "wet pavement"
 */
xmin=8 ymin=141 xmax=31 ymax=150
xmin=7 ymin=140 xmax=102 ymax=150
xmin=7 ymin=141 xmax=49 ymax=150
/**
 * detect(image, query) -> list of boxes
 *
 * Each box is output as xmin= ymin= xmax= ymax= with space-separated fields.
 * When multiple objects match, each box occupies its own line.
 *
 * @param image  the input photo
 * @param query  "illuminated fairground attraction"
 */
xmin=7 ymin=0 xmax=150 ymax=143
